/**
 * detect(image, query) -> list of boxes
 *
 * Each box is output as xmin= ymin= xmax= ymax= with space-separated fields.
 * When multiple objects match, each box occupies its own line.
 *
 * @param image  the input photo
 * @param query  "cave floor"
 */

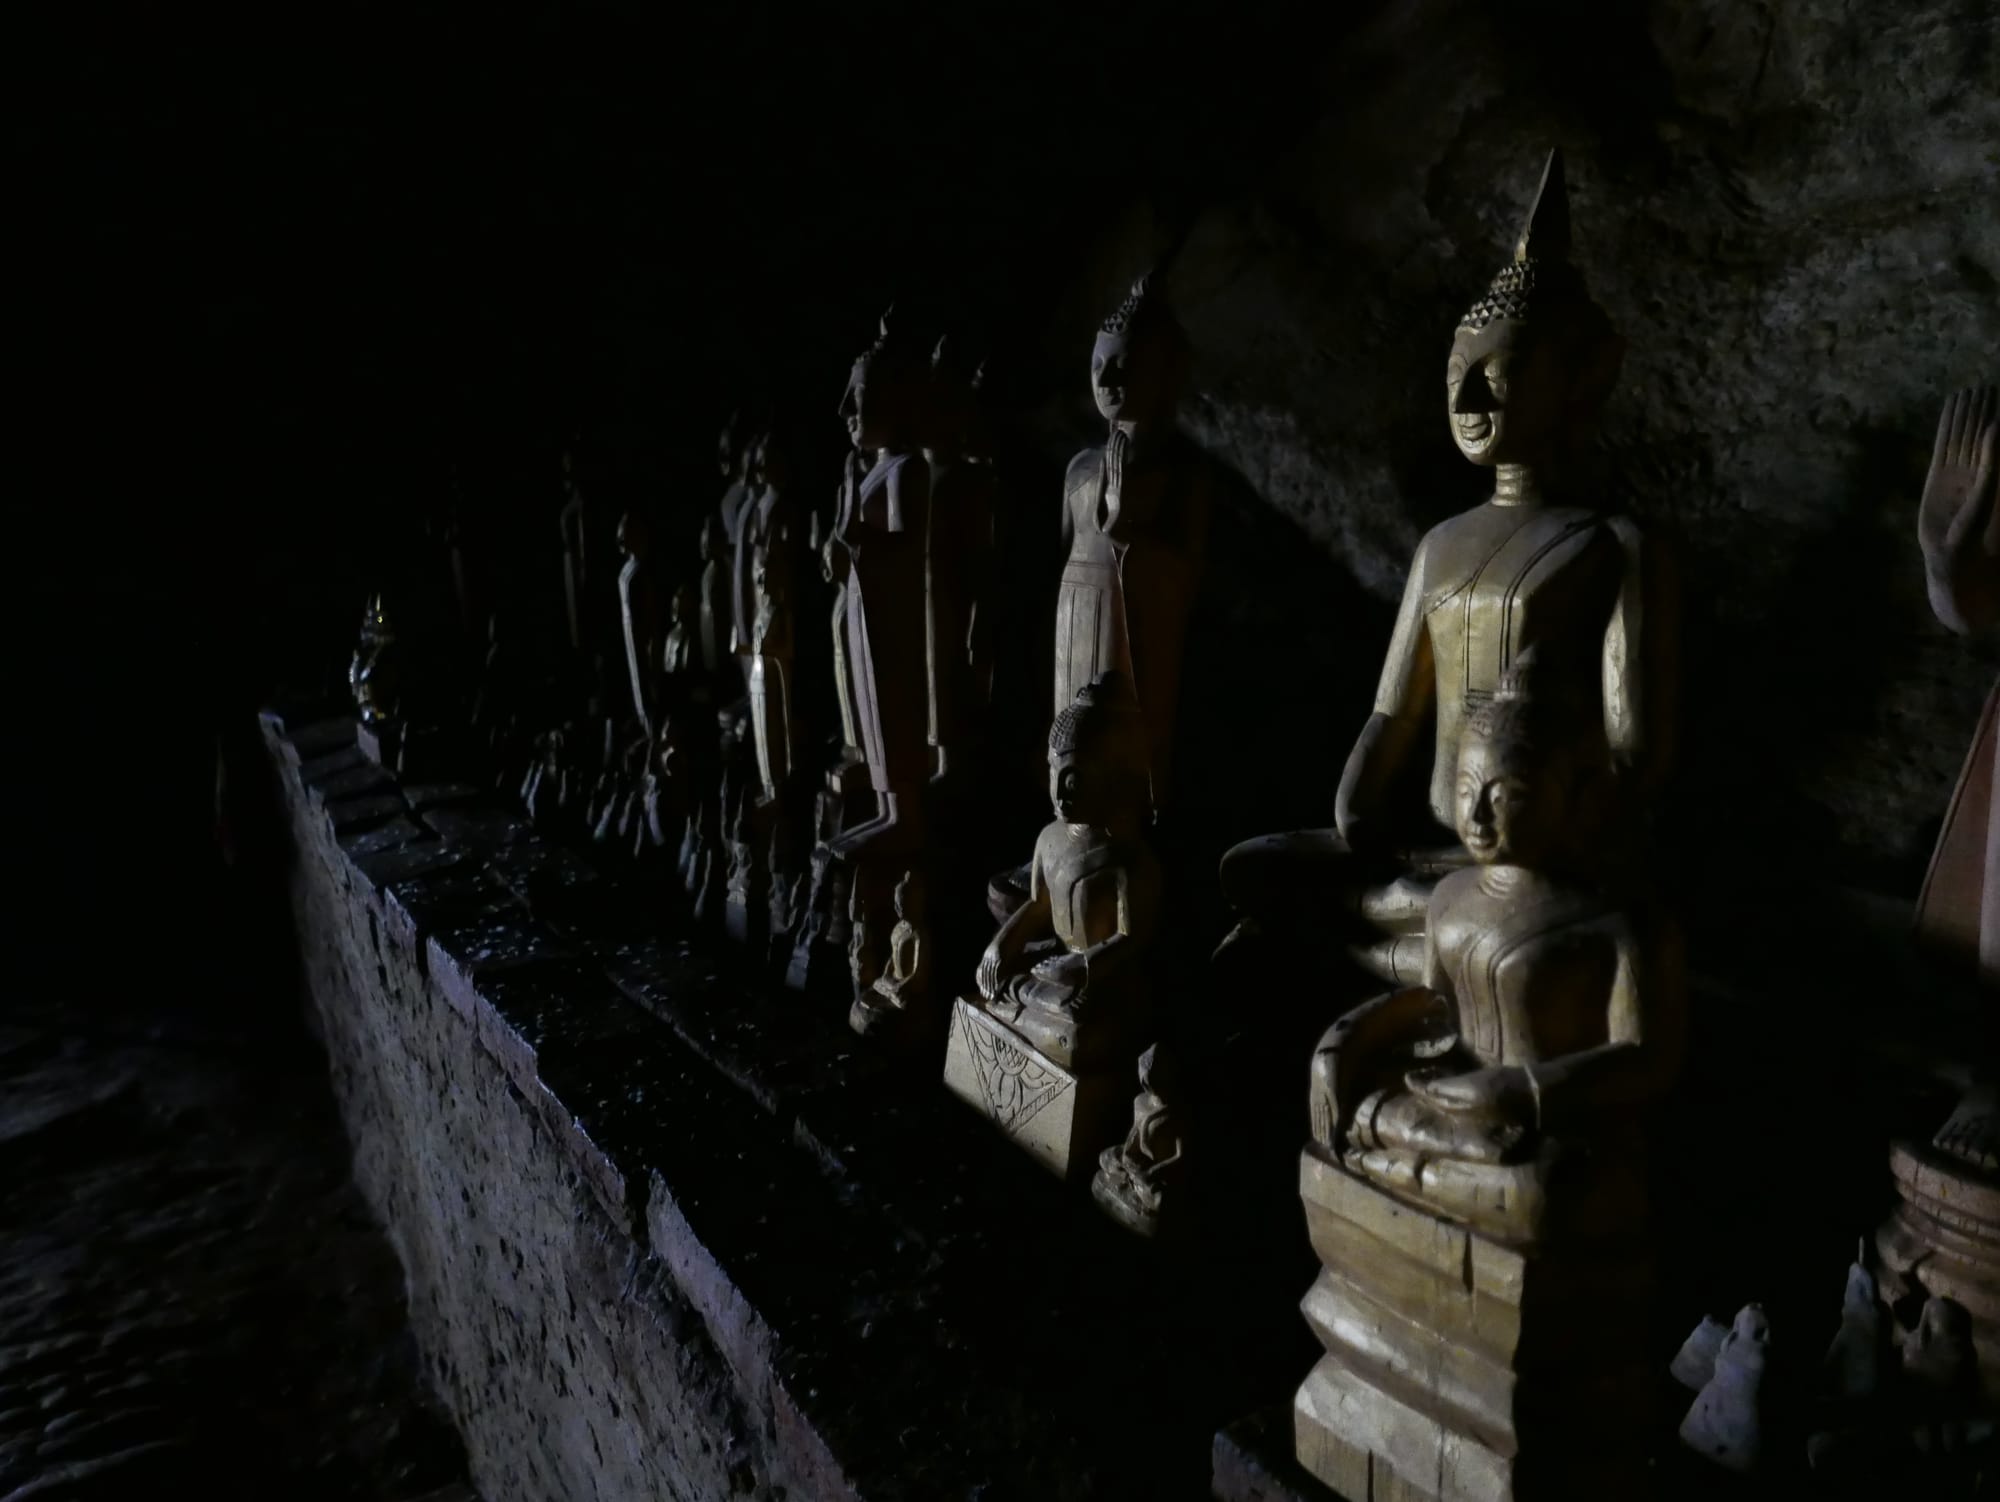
xmin=0 ymin=891 xmax=475 ymax=1502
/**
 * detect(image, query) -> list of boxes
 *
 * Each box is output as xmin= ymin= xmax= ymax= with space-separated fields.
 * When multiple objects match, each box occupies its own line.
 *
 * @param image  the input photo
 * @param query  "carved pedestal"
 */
xmin=941 ymin=1000 xmax=1126 ymax=1181
xmin=1877 ymin=1138 xmax=2000 ymax=1403
xmin=1294 ymin=1148 xmax=1655 ymax=1502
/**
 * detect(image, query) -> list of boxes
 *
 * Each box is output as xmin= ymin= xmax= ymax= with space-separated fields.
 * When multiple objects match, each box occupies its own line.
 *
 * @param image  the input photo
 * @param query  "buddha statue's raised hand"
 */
xmin=1919 ymin=383 xmax=2000 ymax=634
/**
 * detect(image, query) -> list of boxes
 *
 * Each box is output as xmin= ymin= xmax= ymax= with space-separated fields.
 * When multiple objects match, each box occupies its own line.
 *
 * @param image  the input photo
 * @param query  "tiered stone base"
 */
xmin=941 ymin=999 xmax=1125 ymax=1180
xmin=1293 ymin=1148 xmax=1654 ymax=1502
xmin=1877 ymin=1138 xmax=2000 ymax=1403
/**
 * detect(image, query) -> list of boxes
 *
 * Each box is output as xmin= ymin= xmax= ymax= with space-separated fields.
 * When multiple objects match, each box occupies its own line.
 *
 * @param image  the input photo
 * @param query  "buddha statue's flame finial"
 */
xmin=1459 ymin=148 xmax=1600 ymax=334
xmin=1514 ymin=148 xmax=1571 ymax=267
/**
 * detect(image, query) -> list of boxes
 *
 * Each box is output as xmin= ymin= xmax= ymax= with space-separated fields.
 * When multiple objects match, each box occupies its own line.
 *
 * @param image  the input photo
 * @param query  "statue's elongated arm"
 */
xmin=1337 ymin=540 xmax=1436 ymax=847
xmin=1604 ymin=517 xmax=1678 ymax=788
xmin=979 ymin=849 xmax=1051 ymax=999
xmin=1526 ymin=915 xmax=1686 ymax=1132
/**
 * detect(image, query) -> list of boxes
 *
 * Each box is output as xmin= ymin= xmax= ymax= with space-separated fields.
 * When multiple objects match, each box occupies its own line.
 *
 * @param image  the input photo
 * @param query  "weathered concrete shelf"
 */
xmin=262 ymin=708 xmax=1315 ymax=1501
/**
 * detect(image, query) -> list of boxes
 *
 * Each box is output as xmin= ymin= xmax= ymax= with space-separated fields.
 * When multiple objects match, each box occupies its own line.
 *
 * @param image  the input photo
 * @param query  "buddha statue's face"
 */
xmin=1050 ymin=745 xmax=1109 ymax=826
xmin=1446 ymin=319 xmax=1570 ymax=466
xmin=893 ymin=872 xmax=925 ymax=922
xmin=840 ymin=363 xmax=898 ymax=451
xmin=1092 ymin=330 xmax=1170 ymax=426
xmin=1454 ymin=728 xmax=1563 ymax=869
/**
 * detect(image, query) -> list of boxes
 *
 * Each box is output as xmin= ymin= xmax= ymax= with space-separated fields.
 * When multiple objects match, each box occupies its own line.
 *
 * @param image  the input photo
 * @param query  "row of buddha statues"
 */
xmin=348 ymin=148 xmax=1999 ymax=1499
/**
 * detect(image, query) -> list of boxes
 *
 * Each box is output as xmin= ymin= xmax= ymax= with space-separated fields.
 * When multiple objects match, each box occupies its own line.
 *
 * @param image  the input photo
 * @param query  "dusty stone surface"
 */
xmin=269 ymin=710 xmax=1296 ymax=1501
xmin=0 ymin=963 xmax=473 ymax=1500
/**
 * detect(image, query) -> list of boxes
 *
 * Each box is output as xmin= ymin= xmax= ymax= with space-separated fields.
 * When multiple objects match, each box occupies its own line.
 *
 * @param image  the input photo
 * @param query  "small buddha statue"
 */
xmin=557 ymin=445 xmax=617 ymax=677
xmin=850 ymin=870 xmax=931 ymax=1039
xmin=1221 ymin=149 xmax=1675 ymax=985
xmin=731 ymin=432 xmax=801 ymax=806
xmin=946 ymin=672 xmax=1161 ymax=1177
xmin=664 ymin=584 xmax=697 ymax=679
xmin=1306 ymin=656 xmax=1683 ymax=1240
xmin=923 ymin=336 xmax=997 ymax=783
xmin=617 ymin=509 xmax=665 ymax=741
xmin=1091 ymin=1043 xmax=1185 ymax=1237
xmin=349 ymin=592 xmax=401 ymax=729
xmin=697 ymin=513 xmax=732 ymax=680
xmin=828 ymin=311 xmax=934 ymax=861
xmin=975 ymin=671 xmax=1159 ymax=1070
xmin=1292 ymin=656 xmax=1683 ymax=1499
xmin=717 ymin=410 xmax=755 ymax=548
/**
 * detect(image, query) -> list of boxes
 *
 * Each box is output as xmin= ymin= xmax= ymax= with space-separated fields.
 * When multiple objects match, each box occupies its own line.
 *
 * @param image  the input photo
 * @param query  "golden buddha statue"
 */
xmin=814 ymin=512 xmax=863 ymax=768
xmin=1878 ymin=382 xmax=2000 ymax=1402
xmin=664 ymin=584 xmax=696 ymax=678
xmin=617 ymin=509 xmax=665 ymax=742
xmin=1056 ymin=273 xmax=1209 ymax=809
xmin=944 ymin=672 xmax=1161 ymax=1178
xmin=829 ymin=312 xmax=934 ymax=861
xmin=697 ymin=513 xmax=731 ymax=680
xmin=849 ymin=870 xmax=931 ymax=1041
xmin=349 ymin=592 xmax=400 ymax=730
xmin=1221 ymin=150 xmax=1675 ymax=985
xmin=731 ymin=432 xmax=801 ymax=806
xmin=1293 ymin=656 xmax=1684 ymax=1500
xmin=987 ymin=273 xmax=1211 ymax=919
xmin=923 ymin=337 xmax=997 ymax=783
xmin=1090 ymin=1043 xmax=1185 ymax=1238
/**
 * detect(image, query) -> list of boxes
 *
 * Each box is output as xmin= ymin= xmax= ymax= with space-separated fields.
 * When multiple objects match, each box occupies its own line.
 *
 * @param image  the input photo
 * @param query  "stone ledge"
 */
xmin=263 ymin=707 xmax=1299 ymax=1501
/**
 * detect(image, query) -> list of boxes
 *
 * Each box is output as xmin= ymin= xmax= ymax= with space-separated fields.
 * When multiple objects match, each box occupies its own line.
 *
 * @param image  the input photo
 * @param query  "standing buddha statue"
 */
xmin=732 ymin=432 xmax=801 ymax=806
xmin=828 ymin=311 xmax=933 ymax=861
xmin=988 ymin=272 xmax=1212 ymax=918
xmin=1218 ymin=149 xmax=1675 ymax=985
xmin=617 ymin=509 xmax=665 ymax=742
xmin=923 ymin=336 xmax=998 ymax=784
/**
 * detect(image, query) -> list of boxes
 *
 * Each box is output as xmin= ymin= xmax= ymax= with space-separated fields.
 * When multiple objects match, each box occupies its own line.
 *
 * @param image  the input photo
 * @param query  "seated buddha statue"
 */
xmin=1091 ymin=1043 xmax=1185 ymax=1237
xmin=1219 ymin=150 xmax=1676 ymax=986
xmin=850 ymin=870 xmax=931 ymax=1040
xmin=974 ymin=671 xmax=1160 ymax=1072
xmin=1307 ymin=653 xmax=1684 ymax=1243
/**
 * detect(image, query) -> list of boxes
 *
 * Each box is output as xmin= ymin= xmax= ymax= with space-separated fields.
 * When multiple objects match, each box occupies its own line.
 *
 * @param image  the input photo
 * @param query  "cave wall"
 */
xmin=1078 ymin=0 xmax=1997 ymax=905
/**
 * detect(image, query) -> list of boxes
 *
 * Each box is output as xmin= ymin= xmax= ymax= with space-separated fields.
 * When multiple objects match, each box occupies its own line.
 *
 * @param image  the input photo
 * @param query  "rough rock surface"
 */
xmin=1055 ymin=0 xmax=2000 ymax=899
xmin=0 ymin=974 xmax=473 ymax=1500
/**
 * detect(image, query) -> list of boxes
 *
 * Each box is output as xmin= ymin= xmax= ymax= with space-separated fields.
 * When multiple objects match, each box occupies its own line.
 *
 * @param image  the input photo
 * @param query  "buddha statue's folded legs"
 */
xmin=1216 ymin=828 xmax=1473 ymax=984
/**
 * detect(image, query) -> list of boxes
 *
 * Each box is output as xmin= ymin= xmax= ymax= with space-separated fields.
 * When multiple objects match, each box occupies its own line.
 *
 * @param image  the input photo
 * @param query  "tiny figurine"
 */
xmin=349 ymin=591 xmax=401 ymax=730
xmin=849 ymin=870 xmax=931 ymax=1041
xmin=943 ymin=672 xmax=1159 ymax=1179
xmin=1679 ymin=1305 xmax=1776 ymax=1474
xmin=1090 ymin=1043 xmax=1185 ymax=1238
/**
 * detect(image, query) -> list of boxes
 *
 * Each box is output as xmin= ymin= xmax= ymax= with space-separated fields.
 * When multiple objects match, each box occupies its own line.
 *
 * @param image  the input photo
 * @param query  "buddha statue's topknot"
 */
xmin=1099 ymin=271 xmax=1185 ymax=350
xmin=1049 ymin=670 xmax=1149 ymax=778
xmin=1458 ymin=150 xmax=1602 ymax=335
